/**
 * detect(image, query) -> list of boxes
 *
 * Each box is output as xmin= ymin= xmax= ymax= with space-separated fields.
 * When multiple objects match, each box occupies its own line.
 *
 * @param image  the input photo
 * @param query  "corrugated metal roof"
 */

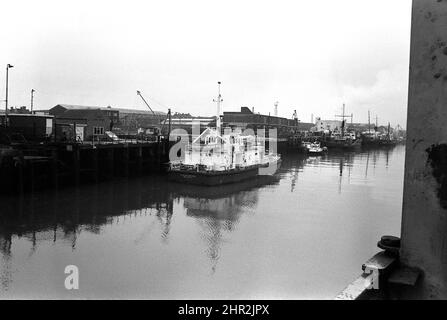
xmin=0 ymin=112 xmax=53 ymax=118
xmin=61 ymin=109 xmax=104 ymax=119
xmin=54 ymin=104 xmax=166 ymax=116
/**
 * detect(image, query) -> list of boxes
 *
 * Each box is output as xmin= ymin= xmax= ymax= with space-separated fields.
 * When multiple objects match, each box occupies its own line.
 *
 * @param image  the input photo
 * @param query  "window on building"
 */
xmin=94 ymin=127 xmax=104 ymax=135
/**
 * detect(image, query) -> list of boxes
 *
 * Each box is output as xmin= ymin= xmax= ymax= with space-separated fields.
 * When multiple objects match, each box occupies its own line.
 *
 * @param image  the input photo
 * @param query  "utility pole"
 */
xmin=368 ymin=110 xmax=371 ymax=134
xmin=168 ymin=108 xmax=172 ymax=138
xmin=31 ymin=89 xmax=35 ymax=113
xmin=5 ymin=64 xmax=14 ymax=127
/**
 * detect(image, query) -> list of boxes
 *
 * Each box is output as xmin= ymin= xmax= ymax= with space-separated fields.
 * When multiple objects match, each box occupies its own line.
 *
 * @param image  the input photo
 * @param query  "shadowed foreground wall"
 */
xmin=401 ymin=0 xmax=447 ymax=299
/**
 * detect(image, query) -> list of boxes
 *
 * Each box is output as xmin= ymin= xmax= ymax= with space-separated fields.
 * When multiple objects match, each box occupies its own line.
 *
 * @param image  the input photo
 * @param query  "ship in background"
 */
xmin=168 ymin=82 xmax=282 ymax=186
xmin=320 ymin=104 xmax=362 ymax=150
xmin=361 ymin=111 xmax=399 ymax=147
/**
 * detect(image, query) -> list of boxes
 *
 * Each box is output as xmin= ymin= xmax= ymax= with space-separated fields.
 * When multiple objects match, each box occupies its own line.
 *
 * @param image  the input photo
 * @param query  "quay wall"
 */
xmin=0 ymin=141 xmax=170 ymax=194
xmin=400 ymin=0 xmax=447 ymax=299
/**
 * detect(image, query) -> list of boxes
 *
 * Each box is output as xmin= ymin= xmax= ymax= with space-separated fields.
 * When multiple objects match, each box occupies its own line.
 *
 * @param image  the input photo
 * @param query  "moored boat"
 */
xmin=168 ymin=82 xmax=282 ymax=186
xmin=324 ymin=136 xmax=362 ymax=150
xmin=304 ymin=141 xmax=328 ymax=155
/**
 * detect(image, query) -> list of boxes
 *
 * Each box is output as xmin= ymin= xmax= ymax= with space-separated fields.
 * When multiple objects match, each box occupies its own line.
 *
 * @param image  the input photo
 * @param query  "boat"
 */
xmin=320 ymin=104 xmax=362 ymax=150
xmin=304 ymin=141 xmax=328 ymax=155
xmin=324 ymin=134 xmax=362 ymax=150
xmin=361 ymin=120 xmax=397 ymax=147
xmin=168 ymin=82 xmax=282 ymax=186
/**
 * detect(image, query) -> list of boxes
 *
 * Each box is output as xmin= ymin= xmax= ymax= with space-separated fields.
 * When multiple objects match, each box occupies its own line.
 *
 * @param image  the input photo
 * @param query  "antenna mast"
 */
xmin=213 ymin=81 xmax=223 ymax=133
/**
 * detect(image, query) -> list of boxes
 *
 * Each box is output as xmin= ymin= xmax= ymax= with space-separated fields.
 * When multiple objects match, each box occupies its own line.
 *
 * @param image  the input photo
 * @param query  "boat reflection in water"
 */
xmin=172 ymin=176 xmax=281 ymax=273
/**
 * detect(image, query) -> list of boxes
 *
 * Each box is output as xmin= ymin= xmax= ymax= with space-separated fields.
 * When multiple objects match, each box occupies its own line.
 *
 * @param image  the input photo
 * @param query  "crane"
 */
xmin=136 ymin=90 xmax=156 ymax=115
xmin=136 ymin=90 xmax=172 ymax=139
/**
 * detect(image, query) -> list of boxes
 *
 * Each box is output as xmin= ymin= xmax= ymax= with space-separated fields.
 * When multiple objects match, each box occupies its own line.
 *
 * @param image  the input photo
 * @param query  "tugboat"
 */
xmin=168 ymin=82 xmax=282 ymax=186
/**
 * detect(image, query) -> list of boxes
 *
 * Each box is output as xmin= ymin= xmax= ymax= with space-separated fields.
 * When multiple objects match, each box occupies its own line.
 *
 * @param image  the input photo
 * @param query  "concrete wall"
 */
xmin=401 ymin=0 xmax=447 ymax=299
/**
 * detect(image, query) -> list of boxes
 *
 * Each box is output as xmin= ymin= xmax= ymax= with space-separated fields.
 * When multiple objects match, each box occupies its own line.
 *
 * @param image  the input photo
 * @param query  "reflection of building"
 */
xmin=0 ymin=176 xmax=174 ymax=266
xmin=0 ymin=233 xmax=12 ymax=291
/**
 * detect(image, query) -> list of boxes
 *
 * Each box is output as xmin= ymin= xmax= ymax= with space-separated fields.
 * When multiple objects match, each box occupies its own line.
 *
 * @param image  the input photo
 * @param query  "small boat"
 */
xmin=304 ymin=141 xmax=327 ymax=155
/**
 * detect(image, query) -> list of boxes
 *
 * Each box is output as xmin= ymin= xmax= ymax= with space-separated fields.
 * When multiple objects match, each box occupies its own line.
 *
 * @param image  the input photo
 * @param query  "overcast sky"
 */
xmin=1 ymin=0 xmax=412 ymax=126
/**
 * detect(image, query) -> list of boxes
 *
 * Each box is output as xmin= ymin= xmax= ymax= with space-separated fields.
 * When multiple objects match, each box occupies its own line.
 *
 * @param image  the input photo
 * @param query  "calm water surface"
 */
xmin=0 ymin=145 xmax=405 ymax=299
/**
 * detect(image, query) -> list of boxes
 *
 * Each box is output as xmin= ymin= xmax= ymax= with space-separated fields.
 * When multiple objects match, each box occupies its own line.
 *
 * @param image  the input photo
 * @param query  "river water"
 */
xmin=0 ymin=145 xmax=405 ymax=299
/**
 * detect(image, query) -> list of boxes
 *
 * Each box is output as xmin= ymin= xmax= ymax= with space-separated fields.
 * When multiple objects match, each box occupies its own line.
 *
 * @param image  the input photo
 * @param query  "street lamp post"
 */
xmin=31 ymin=89 xmax=35 ymax=113
xmin=5 ymin=64 xmax=14 ymax=127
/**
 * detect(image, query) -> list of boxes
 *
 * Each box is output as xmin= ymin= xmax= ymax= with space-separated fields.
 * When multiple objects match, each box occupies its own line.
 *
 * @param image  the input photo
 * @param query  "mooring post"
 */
xmin=92 ymin=147 xmax=99 ymax=183
xmin=124 ymin=145 xmax=129 ymax=177
xmin=17 ymin=158 xmax=24 ymax=195
xmin=137 ymin=145 xmax=143 ymax=175
xmin=51 ymin=148 xmax=58 ymax=189
xmin=108 ymin=147 xmax=114 ymax=179
xmin=73 ymin=145 xmax=80 ymax=186
xmin=30 ymin=160 xmax=35 ymax=193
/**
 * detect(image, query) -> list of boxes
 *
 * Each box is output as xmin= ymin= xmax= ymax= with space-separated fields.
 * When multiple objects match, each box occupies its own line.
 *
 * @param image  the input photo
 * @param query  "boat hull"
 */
xmin=323 ymin=139 xmax=362 ymax=150
xmin=168 ymin=159 xmax=282 ymax=186
xmin=168 ymin=166 xmax=260 ymax=186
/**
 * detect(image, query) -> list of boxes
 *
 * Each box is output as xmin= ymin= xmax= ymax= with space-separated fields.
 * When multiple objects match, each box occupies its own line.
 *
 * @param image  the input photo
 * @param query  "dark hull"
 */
xmin=306 ymin=151 xmax=326 ymax=155
xmin=323 ymin=139 xmax=362 ymax=150
xmin=168 ymin=159 xmax=282 ymax=186
xmin=168 ymin=165 xmax=261 ymax=186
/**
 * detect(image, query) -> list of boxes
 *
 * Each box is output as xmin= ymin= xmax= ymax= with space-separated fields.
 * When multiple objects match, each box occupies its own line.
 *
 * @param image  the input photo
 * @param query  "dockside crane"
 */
xmin=136 ymin=90 xmax=156 ymax=115
xmin=136 ymin=90 xmax=172 ymax=139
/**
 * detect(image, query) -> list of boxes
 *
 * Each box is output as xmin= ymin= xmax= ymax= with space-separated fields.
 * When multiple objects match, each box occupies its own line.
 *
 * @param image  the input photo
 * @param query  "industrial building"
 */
xmin=223 ymin=107 xmax=312 ymax=137
xmin=0 ymin=112 xmax=54 ymax=142
xmin=37 ymin=104 xmax=168 ymax=140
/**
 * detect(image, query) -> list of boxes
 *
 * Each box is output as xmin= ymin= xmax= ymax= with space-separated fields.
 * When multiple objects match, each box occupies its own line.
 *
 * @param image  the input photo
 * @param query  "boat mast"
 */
xmin=335 ymin=103 xmax=352 ymax=137
xmin=213 ymin=81 xmax=223 ymax=134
